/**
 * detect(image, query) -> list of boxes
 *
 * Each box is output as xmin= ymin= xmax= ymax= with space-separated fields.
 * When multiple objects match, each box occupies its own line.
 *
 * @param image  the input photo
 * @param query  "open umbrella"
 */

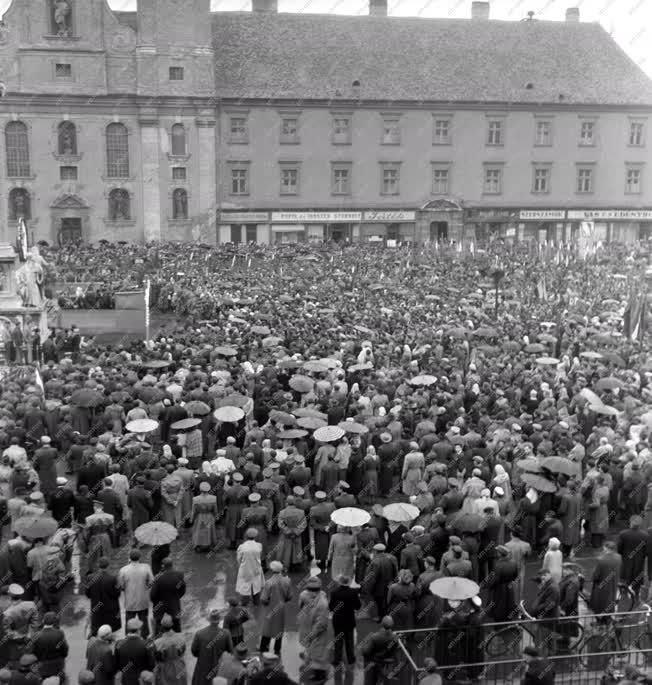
xmin=474 ymin=326 xmax=498 ymax=338
xmin=338 ymin=420 xmax=369 ymax=435
xmin=541 ymin=456 xmax=577 ymax=476
xmin=524 ymin=343 xmax=545 ymax=354
xmin=314 ymin=425 xmax=346 ymax=442
xmin=125 ymin=419 xmax=159 ymax=434
xmin=450 ymin=512 xmax=486 ymax=533
xmin=503 ymin=341 xmax=521 ymax=352
xmin=383 ymin=503 xmax=420 ymax=523
xmin=70 ymin=389 xmax=104 ymax=408
xmin=278 ymin=359 xmax=302 ymax=369
xmin=293 ymin=408 xmax=328 ymax=420
xmin=580 ymin=388 xmax=603 ymax=406
xmin=171 ymin=417 xmax=202 ymax=430
xmin=136 ymin=386 xmax=165 ymax=404
xmin=348 ymin=362 xmax=373 ymax=373
xmin=516 ymin=458 xmax=542 ymax=473
xmin=536 ymin=357 xmax=559 ymax=366
xmin=302 ymin=361 xmax=329 ymax=374
xmin=446 ymin=327 xmax=467 ymax=339
xmin=331 ymin=508 xmax=371 ymax=528
xmin=289 ymin=376 xmax=315 ymax=393
xmin=262 ymin=336 xmax=284 ymax=348
xmin=430 ymin=577 xmax=480 ymax=601
xmin=354 ymin=325 xmax=375 ymax=335
xmin=296 ymin=416 xmax=327 ymax=430
xmin=219 ymin=394 xmax=249 ymax=408
xmin=270 ymin=410 xmax=297 ymax=426
xmin=589 ymin=404 xmax=620 ymax=416
xmin=15 ymin=516 xmax=58 ymax=540
xmin=214 ymin=406 xmax=245 ymax=423
xmin=601 ymin=352 xmax=626 ymax=367
xmin=580 ymin=351 xmax=603 ymax=360
xmin=595 ymin=377 xmax=624 ymax=392
xmin=144 ymin=360 xmax=172 ymax=369
xmin=537 ymin=334 xmax=558 ymax=344
xmin=277 ymin=429 xmax=308 ymax=440
xmin=185 ymin=400 xmax=211 ymax=416
xmin=250 ymin=325 xmax=271 ymax=336
xmin=134 ymin=521 xmax=178 ymax=546
xmin=592 ymin=333 xmax=617 ymax=346
xmin=410 ymin=375 xmax=438 ymax=386
xmin=521 ymin=473 xmax=557 ymax=493
xmin=214 ymin=346 xmax=237 ymax=357
xmin=319 ymin=358 xmax=340 ymax=369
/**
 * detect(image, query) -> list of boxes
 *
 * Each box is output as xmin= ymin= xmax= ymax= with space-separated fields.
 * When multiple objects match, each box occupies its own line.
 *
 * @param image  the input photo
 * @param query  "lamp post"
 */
xmin=490 ymin=267 xmax=505 ymax=318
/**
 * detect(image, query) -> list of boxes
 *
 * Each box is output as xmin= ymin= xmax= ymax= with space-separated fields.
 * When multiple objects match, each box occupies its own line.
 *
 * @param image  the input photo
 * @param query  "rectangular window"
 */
xmin=230 ymin=166 xmax=249 ymax=195
xmin=331 ymin=164 xmax=351 ymax=195
xmin=487 ymin=120 xmax=503 ymax=146
xmin=55 ymin=63 xmax=72 ymax=78
xmin=576 ymin=167 xmax=594 ymax=193
xmin=59 ymin=165 xmax=77 ymax=180
xmin=332 ymin=116 xmax=352 ymax=144
xmin=535 ymin=120 xmax=552 ymax=146
xmin=629 ymin=121 xmax=645 ymax=146
xmin=432 ymin=166 xmax=450 ymax=194
xmin=433 ymin=118 xmax=451 ymax=145
xmin=579 ymin=120 xmax=595 ymax=146
xmin=532 ymin=166 xmax=551 ymax=193
xmin=280 ymin=117 xmax=299 ymax=144
xmin=172 ymin=167 xmax=187 ymax=181
xmin=169 ymin=66 xmax=184 ymax=81
xmin=381 ymin=117 xmax=401 ymax=145
xmin=230 ymin=225 xmax=242 ymax=243
xmin=483 ymin=166 xmax=502 ymax=194
xmin=245 ymin=225 xmax=258 ymax=243
xmin=626 ymin=167 xmax=642 ymax=194
xmin=280 ymin=166 xmax=299 ymax=195
xmin=381 ymin=164 xmax=400 ymax=195
xmin=229 ymin=116 xmax=248 ymax=144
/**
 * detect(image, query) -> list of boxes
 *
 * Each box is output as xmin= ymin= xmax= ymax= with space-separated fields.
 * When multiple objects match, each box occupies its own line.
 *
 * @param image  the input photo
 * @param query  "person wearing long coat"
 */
xmin=298 ymin=578 xmax=332 ymax=671
xmin=32 ymin=438 xmax=58 ymax=499
xmin=127 ymin=481 xmax=154 ymax=531
xmin=191 ymin=484 xmax=218 ymax=550
xmin=617 ymin=516 xmax=649 ymax=594
xmin=355 ymin=524 xmax=379 ymax=584
xmin=513 ymin=489 xmax=540 ymax=548
xmin=556 ymin=483 xmax=583 ymax=556
xmin=589 ymin=543 xmax=622 ymax=616
xmin=309 ymin=495 xmax=335 ymax=568
xmin=259 ymin=562 xmax=293 ymax=654
xmin=273 ymin=498 xmax=307 ymax=569
xmin=223 ymin=477 xmax=250 ymax=549
xmin=239 ymin=494 xmax=271 ymax=561
xmin=159 ymin=473 xmax=183 ymax=528
xmin=84 ymin=560 xmax=122 ymax=635
xmin=327 ymin=527 xmax=356 ymax=581
xmin=153 ymin=618 xmax=187 ymax=685
xmin=387 ymin=570 xmax=417 ymax=630
xmin=415 ymin=560 xmax=443 ymax=628
xmin=402 ymin=447 xmax=425 ymax=498
xmin=588 ymin=481 xmax=611 ymax=547
xmin=486 ymin=547 xmax=518 ymax=622
xmin=173 ymin=459 xmax=195 ymax=525
xmin=191 ymin=613 xmax=233 ymax=685
xmin=235 ymin=530 xmax=265 ymax=601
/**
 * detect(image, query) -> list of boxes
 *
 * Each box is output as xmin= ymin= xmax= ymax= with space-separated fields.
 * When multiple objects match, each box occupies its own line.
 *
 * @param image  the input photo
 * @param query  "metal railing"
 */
xmin=394 ymin=608 xmax=652 ymax=685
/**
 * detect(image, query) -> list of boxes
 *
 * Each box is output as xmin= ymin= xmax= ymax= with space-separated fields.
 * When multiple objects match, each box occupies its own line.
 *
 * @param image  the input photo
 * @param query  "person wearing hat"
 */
xmin=150 ymin=558 xmax=186 ymax=634
xmin=360 ymin=617 xmax=399 ymax=685
xmin=256 ymin=469 xmax=282 ymax=526
xmin=377 ymin=432 xmax=399 ymax=497
xmin=420 ymin=658 xmax=442 ymax=685
xmin=402 ymin=443 xmax=425 ymax=498
xmin=32 ymin=612 xmax=69 ymax=681
xmin=190 ymin=609 xmax=233 ymax=685
xmin=153 ymin=614 xmax=187 ymax=685
xmin=160 ymin=466 xmax=184 ymax=529
xmin=172 ymin=456 xmax=195 ymax=527
xmin=259 ymin=560 xmax=292 ymax=656
xmin=235 ymin=528 xmax=265 ymax=605
xmin=48 ymin=476 xmax=75 ymax=528
xmin=239 ymin=492 xmax=272 ymax=564
xmin=329 ymin=575 xmax=361 ymax=668
xmin=274 ymin=495 xmax=307 ymax=571
xmin=3 ymin=584 xmax=38 ymax=669
xmin=127 ymin=475 xmax=154 ymax=532
xmin=82 ymin=499 xmax=115 ymax=575
xmin=114 ymin=618 xmax=155 ymax=685
xmin=363 ymin=543 xmax=398 ymax=621
xmin=223 ymin=473 xmax=250 ymax=550
xmin=13 ymin=655 xmax=40 ymax=685
xmin=291 ymin=486 xmax=313 ymax=563
xmin=248 ymin=653 xmax=294 ymax=685
xmin=84 ymin=557 xmax=122 ymax=636
xmin=191 ymin=480 xmax=219 ymax=553
xmin=486 ymin=546 xmax=518 ymax=623
xmin=522 ymin=646 xmax=555 ymax=685
xmin=118 ymin=549 xmax=155 ymax=640
xmin=298 ymin=576 xmax=330 ymax=681
xmin=85 ymin=625 xmax=117 ymax=685
xmin=333 ymin=481 xmax=356 ymax=509
xmin=309 ymin=492 xmax=335 ymax=572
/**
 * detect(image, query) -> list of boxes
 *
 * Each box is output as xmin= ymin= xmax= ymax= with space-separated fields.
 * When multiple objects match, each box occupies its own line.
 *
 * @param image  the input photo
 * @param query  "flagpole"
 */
xmin=144 ymin=279 xmax=151 ymax=342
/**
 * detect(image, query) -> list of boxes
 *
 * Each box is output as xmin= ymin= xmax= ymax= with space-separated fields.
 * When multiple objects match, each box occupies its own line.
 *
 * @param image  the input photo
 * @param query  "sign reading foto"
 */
xmin=364 ymin=210 xmax=416 ymax=222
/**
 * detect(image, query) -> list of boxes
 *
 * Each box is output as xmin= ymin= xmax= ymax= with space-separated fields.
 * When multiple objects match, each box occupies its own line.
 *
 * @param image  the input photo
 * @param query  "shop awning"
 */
xmin=272 ymin=225 xmax=305 ymax=233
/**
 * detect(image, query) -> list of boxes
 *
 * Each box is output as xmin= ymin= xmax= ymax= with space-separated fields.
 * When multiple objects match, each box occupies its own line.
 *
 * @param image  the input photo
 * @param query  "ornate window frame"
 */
xmin=103 ymin=185 xmax=136 ymax=226
xmin=101 ymin=120 xmax=135 ymax=182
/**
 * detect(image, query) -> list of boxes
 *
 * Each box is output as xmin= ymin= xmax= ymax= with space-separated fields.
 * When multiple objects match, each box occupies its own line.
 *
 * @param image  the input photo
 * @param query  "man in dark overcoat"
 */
xmin=127 ymin=476 xmax=154 ymax=531
xmin=617 ymin=515 xmax=649 ymax=595
xmin=150 ymin=557 xmax=186 ymax=634
xmin=589 ymin=541 xmax=622 ymax=620
xmin=362 ymin=543 xmax=398 ymax=620
xmin=190 ymin=609 xmax=233 ymax=685
xmin=309 ymin=491 xmax=335 ymax=570
xmin=114 ymin=618 xmax=155 ymax=685
xmin=33 ymin=436 xmax=58 ymax=499
xmin=329 ymin=574 xmax=361 ymax=667
xmin=84 ymin=557 xmax=122 ymax=635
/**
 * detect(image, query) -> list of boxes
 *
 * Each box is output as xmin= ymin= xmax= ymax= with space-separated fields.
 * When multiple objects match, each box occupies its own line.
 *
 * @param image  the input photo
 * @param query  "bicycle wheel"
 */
xmin=554 ymin=621 xmax=585 ymax=653
xmin=485 ymin=626 xmax=522 ymax=657
xmin=617 ymin=584 xmax=636 ymax=613
xmin=581 ymin=632 xmax=618 ymax=670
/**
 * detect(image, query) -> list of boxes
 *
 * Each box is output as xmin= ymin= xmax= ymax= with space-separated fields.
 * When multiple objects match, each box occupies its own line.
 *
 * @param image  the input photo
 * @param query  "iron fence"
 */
xmin=394 ymin=608 xmax=652 ymax=685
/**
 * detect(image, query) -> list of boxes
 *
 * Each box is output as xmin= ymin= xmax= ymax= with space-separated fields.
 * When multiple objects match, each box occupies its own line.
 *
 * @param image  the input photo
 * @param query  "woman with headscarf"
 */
xmin=191 ymin=481 xmax=218 ymax=552
xmin=387 ymin=569 xmax=417 ymax=630
xmin=361 ymin=445 xmax=379 ymax=505
xmin=327 ymin=525 xmax=356 ymax=582
xmin=491 ymin=464 xmax=512 ymax=502
xmin=513 ymin=488 xmax=540 ymax=549
xmin=542 ymin=537 xmax=563 ymax=584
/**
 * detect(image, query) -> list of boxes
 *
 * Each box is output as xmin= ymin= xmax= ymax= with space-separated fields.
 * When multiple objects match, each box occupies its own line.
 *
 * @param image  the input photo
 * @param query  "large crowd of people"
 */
xmin=0 ymin=237 xmax=651 ymax=685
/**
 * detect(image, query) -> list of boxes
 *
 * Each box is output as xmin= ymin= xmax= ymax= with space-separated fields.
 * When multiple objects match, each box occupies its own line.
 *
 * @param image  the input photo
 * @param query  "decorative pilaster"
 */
xmin=196 ymin=117 xmax=216 ymax=242
xmin=139 ymin=118 xmax=162 ymax=242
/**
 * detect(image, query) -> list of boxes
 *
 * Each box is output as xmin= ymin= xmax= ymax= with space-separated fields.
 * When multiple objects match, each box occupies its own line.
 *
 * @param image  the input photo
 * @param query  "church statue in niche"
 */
xmin=58 ymin=122 xmax=77 ymax=156
xmin=52 ymin=0 xmax=72 ymax=37
xmin=109 ymin=189 xmax=130 ymax=221
xmin=173 ymin=189 xmax=188 ymax=220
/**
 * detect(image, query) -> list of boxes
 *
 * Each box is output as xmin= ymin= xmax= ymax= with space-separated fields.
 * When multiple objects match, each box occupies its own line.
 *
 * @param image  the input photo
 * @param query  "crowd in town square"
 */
xmin=0 ymin=237 xmax=651 ymax=685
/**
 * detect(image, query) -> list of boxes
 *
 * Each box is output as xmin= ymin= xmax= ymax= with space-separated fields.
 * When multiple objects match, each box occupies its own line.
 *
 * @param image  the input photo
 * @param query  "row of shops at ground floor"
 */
xmin=217 ymin=204 xmax=652 ymax=245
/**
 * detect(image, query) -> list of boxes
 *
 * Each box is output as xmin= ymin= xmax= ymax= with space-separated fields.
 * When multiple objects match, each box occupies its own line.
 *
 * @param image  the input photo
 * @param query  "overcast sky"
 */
xmin=1 ymin=0 xmax=650 ymax=76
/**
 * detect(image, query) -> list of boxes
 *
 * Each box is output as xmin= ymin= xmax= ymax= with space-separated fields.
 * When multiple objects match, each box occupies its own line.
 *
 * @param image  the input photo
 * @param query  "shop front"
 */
xmin=566 ymin=209 xmax=652 ymax=244
xmin=270 ymin=211 xmax=363 ymax=243
xmin=217 ymin=211 xmax=270 ymax=244
xmin=361 ymin=210 xmax=416 ymax=243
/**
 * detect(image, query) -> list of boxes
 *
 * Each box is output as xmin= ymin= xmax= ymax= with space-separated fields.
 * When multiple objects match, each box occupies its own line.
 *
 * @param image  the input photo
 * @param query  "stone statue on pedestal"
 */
xmin=15 ymin=247 xmax=46 ymax=308
xmin=53 ymin=0 xmax=71 ymax=37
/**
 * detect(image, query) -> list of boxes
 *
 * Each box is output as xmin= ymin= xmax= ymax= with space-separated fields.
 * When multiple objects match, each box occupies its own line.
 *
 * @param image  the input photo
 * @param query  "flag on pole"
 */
xmin=536 ymin=275 xmax=547 ymax=301
xmin=144 ymin=279 xmax=151 ymax=338
xmin=34 ymin=366 xmax=44 ymax=394
xmin=623 ymin=292 xmax=647 ymax=342
xmin=17 ymin=217 xmax=28 ymax=262
xmin=230 ymin=255 xmax=236 ymax=269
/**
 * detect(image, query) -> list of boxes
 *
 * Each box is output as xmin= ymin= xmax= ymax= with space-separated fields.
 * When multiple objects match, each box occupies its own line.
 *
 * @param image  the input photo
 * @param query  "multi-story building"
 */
xmin=0 ymin=0 xmax=651 ymax=246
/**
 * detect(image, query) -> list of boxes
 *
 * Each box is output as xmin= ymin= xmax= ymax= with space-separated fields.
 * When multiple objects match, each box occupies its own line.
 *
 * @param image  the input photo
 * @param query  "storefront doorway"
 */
xmin=59 ymin=218 xmax=82 ymax=244
xmin=326 ymin=224 xmax=352 ymax=242
xmin=430 ymin=221 xmax=448 ymax=241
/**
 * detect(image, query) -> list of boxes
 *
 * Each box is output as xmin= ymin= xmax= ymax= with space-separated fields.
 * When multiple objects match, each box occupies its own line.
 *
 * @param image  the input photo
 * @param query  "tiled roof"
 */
xmin=211 ymin=12 xmax=652 ymax=106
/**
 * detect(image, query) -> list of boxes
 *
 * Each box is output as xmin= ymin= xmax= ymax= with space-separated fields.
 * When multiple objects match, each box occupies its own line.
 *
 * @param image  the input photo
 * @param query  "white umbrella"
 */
xmin=382 ymin=503 xmax=420 ymax=523
xmin=330 ymin=508 xmax=371 ymax=528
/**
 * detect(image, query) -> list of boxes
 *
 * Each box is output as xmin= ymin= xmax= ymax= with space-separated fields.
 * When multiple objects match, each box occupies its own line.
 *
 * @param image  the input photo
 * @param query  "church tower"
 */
xmin=136 ymin=0 xmax=215 ymax=97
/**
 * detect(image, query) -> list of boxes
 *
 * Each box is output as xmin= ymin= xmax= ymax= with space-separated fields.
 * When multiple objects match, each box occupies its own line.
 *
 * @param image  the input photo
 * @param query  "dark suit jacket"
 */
xmin=329 ymin=585 xmax=361 ymax=630
xmin=78 ymin=462 xmax=108 ymax=494
xmin=97 ymin=487 xmax=124 ymax=520
xmin=127 ymin=486 xmax=153 ymax=529
xmin=84 ymin=569 xmax=121 ymax=630
xmin=191 ymin=625 xmax=233 ymax=685
xmin=114 ymin=635 xmax=154 ymax=685
xmin=363 ymin=553 xmax=398 ymax=598
xmin=32 ymin=626 xmax=69 ymax=677
xmin=48 ymin=487 xmax=75 ymax=526
xmin=150 ymin=569 xmax=186 ymax=621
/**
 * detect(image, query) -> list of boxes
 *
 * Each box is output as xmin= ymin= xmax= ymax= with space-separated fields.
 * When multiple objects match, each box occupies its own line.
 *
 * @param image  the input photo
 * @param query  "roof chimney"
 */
xmin=471 ymin=1 xmax=490 ymax=19
xmin=369 ymin=0 xmax=388 ymax=16
xmin=252 ymin=0 xmax=278 ymax=11
xmin=565 ymin=7 xmax=580 ymax=22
